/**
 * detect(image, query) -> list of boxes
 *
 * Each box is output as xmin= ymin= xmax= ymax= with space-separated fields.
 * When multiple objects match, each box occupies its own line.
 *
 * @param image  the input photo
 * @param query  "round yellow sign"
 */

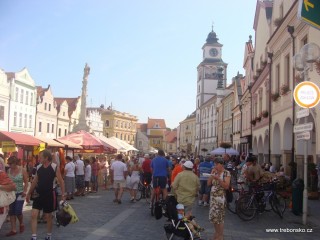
xmin=293 ymin=81 xmax=320 ymax=108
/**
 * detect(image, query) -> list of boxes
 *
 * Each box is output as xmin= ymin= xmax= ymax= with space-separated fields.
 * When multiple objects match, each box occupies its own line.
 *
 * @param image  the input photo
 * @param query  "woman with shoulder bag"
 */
xmin=207 ymin=157 xmax=231 ymax=240
xmin=0 ymin=166 xmax=17 ymax=230
xmin=5 ymin=156 xmax=29 ymax=236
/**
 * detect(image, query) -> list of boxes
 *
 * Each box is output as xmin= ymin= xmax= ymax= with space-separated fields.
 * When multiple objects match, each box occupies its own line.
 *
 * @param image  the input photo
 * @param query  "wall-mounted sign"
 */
xmin=293 ymin=81 xmax=320 ymax=108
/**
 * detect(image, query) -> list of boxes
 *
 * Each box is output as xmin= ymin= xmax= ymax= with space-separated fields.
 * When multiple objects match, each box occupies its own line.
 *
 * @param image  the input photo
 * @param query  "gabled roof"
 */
xmin=55 ymin=97 xmax=80 ymax=117
xmin=147 ymin=118 xmax=166 ymax=129
xmin=36 ymin=85 xmax=50 ymax=102
xmin=165 ymin=130 xmax=177 ymax=143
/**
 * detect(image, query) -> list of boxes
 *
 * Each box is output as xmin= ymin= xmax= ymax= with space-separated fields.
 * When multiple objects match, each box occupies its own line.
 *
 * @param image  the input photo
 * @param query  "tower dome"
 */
xmin=206 ymin=30 xmax=219 ymax=44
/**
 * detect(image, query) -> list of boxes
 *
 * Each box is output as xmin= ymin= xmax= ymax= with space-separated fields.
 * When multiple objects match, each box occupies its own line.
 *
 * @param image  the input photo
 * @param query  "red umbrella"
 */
xmin=58 ymin=130 xmax=116 ymax=154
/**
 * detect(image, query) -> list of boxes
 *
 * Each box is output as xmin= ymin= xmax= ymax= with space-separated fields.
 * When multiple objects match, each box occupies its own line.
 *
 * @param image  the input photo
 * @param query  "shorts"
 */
xmin=199 ymin=180 xmax=211 ymax=195
xmin=113 ymin=180 xmax=126 ymax=189
xmin=8 ymin=193 xmax=24 ymax=216
xmin=32 ymin=190 xmax=56 ymax=213
xmin=152 ymin=176 xmax=167 ymax=189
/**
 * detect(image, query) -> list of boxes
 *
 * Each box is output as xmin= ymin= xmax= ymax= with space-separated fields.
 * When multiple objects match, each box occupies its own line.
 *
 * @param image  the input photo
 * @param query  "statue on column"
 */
xmin=84 ymin=63 xmax=90 ymax=79
xmin=73 ymin=63 xmax=90 ymax=132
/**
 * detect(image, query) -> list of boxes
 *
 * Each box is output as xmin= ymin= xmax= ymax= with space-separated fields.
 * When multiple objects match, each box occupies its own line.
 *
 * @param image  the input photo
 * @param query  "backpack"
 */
xmin=223 ymin=170 xmax=233 ymax=203
xmin=164 ymin=195 xmax=178 ymax=220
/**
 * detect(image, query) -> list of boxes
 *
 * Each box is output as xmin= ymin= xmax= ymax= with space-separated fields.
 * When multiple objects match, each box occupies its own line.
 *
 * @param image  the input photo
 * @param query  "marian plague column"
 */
xmin=73 ymin=63 xmax=90 ymax=132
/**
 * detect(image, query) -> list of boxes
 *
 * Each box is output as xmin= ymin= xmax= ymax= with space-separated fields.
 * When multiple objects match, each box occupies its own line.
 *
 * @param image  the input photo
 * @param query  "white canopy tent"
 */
xmin=109 ymin=136 xmax=139 ymax=152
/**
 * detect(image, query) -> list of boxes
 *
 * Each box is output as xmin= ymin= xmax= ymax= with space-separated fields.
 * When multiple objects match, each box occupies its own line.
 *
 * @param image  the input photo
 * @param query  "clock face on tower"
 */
xmin=209 ymin=48 xmax=218 ymax=57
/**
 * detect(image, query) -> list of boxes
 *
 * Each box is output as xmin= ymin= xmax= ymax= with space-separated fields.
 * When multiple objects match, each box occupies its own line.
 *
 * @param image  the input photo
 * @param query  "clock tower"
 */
xmin=195 ymin=28 xmax=228 ymax=155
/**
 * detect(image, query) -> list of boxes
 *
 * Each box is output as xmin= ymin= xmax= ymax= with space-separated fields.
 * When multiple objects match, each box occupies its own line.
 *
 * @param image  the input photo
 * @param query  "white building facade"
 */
xmin=6 ymin=68 xmax=37 ymax=136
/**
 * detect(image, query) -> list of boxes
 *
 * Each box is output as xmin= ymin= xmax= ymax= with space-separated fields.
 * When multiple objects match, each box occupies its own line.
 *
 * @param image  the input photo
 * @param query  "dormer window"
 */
xmin=154 ymin=123 xmax=160 ymax=128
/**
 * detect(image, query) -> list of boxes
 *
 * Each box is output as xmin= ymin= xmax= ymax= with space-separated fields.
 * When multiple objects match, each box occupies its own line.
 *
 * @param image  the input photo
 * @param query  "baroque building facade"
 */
xmin=6 ymin=68 xmax=37 ymax=136
xmin=35 ymin=85 xmax=58 ymax=138
xmin=101 ymin=106 xmax=138 ymax=145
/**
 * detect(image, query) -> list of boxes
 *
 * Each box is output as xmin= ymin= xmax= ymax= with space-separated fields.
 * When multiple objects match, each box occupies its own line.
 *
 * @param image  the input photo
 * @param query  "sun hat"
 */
xmin=176 ymin=203 xmax=184 ymax=210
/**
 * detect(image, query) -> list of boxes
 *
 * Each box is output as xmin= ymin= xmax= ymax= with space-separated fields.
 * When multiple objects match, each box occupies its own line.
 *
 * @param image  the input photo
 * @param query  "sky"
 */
xmin=0 ymin=0 xmax=257 ymax=129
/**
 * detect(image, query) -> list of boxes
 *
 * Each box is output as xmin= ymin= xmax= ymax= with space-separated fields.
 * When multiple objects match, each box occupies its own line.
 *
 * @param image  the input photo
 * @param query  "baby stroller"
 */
xmin=164 ymin=198 xmax=203 ymax=240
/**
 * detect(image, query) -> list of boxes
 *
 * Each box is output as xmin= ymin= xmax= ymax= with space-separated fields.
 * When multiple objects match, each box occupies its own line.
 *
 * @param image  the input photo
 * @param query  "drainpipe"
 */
xmin=288 ymin=25 xmax=296 ymax=180
xmin=268 ymin=52 xmax=273 ymax=163
xmin=8 ymin=78 xmax=12 ymax=131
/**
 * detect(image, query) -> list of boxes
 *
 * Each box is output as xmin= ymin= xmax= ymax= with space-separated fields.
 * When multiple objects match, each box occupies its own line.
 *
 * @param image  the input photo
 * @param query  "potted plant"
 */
xmin=262 ymin=110 xmax=268 ymax=118
xmin=251 ymin=119 xmax=256 ymax=125
xmin=271 ymin=92 xmax=280 ymax=101
xmin=256 ymin=115 xmax=262 ymax=122
xmin=220 ymin=142 xmax=231 ymax=149
xmin=280 ymin=84 xmax=290 ymax=95
xmin=274 ymin=17 xmax=283 ymax=27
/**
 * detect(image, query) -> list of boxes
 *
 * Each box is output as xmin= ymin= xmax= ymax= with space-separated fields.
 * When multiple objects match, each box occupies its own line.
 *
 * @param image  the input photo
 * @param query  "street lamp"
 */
xmin=293 ymin=42 xmax=320 ymax=225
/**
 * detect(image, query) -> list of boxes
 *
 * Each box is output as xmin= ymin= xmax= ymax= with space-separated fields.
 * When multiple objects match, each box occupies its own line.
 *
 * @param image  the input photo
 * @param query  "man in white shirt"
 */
xmin=75 ymin=155 xmax=85 ymax=196
xmin=110 ymin=154 xmax=128 ymax=204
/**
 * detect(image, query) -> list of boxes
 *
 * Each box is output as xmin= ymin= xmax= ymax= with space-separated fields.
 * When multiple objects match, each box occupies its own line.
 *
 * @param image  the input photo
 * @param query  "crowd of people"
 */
xmin=0 ymin=149 xmax=308 ymax=240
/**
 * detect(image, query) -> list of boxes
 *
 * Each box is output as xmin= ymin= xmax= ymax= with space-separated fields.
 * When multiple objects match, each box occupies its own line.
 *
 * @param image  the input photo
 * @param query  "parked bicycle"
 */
xmin=236 ymin=179 xmax=286 ymax=221
xmin=136 ymin=179 xmax=151 ymax=203
xmin=226 ymin=181 xmax=248 ymax=214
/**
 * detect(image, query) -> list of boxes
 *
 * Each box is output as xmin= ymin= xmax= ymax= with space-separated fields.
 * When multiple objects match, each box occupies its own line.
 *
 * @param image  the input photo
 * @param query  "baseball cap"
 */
xmin=183 ymin=160 xmax=194 ymax=169
xmin=176 ymin=203 xmax=184 ymax=210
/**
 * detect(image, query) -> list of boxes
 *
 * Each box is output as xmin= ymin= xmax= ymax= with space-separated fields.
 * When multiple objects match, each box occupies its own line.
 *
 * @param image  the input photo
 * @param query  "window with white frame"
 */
xmin=19 ymin=113 xmax=22 ymax=127
xmin=30 ymin=93 xmax=33 ymax=106
xmin=25 ymin=91 xmax=29 ymax=105
xmin=14 ymin=112 xmax=17 ymax=126
xmin=20 ymin=89 xmax=24 ymax=103
xmin=0 ymin=106 xmax=4 ymax=121
xmin=15 ymin=88 xmax=19 ymax=102
xmin=24 ymin=114 xmax=27 ymax=128
xmin=29 ymin=115 xmax=32 ymax=128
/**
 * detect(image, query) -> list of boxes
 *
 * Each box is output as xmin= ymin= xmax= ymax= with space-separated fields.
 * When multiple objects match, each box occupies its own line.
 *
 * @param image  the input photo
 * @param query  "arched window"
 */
xmin=105 ymin=120 xmax=110 ymax=127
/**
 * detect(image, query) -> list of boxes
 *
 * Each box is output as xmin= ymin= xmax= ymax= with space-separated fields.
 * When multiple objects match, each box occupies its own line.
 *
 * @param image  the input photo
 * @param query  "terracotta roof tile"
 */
xmin=54 ymin=97 xmax=80 ymax=117
xmin=165 ymin=130 xmax=177 ymax=143
xmin=147 ymin=118 xmax=166 ymax=129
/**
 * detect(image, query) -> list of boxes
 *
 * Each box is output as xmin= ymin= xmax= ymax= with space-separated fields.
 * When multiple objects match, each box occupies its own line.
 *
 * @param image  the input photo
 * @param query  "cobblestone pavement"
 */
xmin=1 ymin=189 xmax=319 ymax=240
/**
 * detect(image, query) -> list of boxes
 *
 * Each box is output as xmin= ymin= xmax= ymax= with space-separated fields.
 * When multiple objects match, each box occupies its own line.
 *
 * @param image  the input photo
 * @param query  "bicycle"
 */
xmin=136 ymin=179 xmax=151 ymax=203
xmin=236 ymin=179 xmax=286 ymax=221
xmin=150 ymin=177 xmax=166 ymax=219
xmin=226 ymin=181 xmax=248 ymax=214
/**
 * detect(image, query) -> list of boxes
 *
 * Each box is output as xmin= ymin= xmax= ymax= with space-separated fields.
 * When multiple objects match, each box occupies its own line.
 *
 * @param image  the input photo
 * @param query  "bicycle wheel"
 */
xmin=150 ymin=202 xmax=154 ymax=216
xmin=236 ymin=194 xmax=257 ymax=221
xmin=227 ymin=190 xmax=240 ymax=214
xmin=136 ymin=182 xmax=144 ymax=201
xmin=145 ymin=185 xmax=151 ymax=203
xmin=270 ymin=193 xmax=286 ymax=218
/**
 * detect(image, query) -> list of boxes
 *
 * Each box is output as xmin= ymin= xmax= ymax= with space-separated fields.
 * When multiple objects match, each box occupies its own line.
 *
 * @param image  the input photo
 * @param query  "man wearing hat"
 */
xmin=172 ymin=160 xmax=200 ymax=217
